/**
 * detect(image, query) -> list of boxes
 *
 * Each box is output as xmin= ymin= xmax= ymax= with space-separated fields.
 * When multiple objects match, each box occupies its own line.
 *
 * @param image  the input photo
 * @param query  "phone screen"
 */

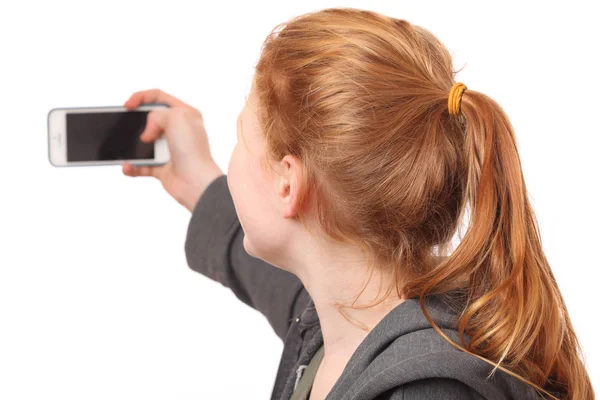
xmin=66 ymin=111 xmax=154 ymax=161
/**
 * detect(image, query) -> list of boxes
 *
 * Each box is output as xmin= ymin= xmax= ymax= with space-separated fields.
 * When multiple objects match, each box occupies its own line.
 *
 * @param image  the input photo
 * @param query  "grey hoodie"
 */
xmin=184 ymin=174 xmax=550 ymax=400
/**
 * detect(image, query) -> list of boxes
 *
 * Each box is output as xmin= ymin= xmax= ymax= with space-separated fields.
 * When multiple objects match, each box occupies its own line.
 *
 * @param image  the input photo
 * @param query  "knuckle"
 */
xmin=174 ymin=107 xmax=188 ymax=118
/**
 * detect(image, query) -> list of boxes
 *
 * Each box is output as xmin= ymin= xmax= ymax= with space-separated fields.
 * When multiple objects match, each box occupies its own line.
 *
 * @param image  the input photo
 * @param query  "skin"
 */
xmin=122 ymin=81 xmax=406 ymax=400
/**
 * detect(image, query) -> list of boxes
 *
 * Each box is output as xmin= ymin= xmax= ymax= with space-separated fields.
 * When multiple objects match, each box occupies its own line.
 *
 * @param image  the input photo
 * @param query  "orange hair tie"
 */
xmin=448 ymin=82 xmax=467 ymax=116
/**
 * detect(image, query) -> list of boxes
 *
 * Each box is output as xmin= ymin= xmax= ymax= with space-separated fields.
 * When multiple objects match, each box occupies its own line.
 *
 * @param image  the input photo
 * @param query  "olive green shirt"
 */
xmin=290 ymin=344 xmax=325 ymax=400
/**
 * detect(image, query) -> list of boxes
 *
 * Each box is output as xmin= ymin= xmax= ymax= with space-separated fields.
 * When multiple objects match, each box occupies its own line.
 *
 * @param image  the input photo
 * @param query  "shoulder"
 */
xmin=377 ymin=336 xmax=543 ymax=400
xmin=383 ymin=378 xmax=485 ymax=400
xmin=342 ymin=295 xmax=543 ymax=399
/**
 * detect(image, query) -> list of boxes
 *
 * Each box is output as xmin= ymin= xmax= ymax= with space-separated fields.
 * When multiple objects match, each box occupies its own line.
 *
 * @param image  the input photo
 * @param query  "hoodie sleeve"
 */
xmin=385 ymin=378 xmax=485 ymax=399
xmin=184 ymin=174 xmax=309 ymax=341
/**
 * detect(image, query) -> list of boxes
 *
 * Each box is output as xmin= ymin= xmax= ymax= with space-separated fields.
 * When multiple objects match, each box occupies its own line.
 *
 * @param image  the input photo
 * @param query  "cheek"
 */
xmin=228 ymin=144 xmax=247 ymax=218
xmin=227 ymin=145 xmax=261 ymax=237
xmin=227 ymin=145 xmax=282 ymax=260
xmin=227 ymin=144 xmax=239 ymax=183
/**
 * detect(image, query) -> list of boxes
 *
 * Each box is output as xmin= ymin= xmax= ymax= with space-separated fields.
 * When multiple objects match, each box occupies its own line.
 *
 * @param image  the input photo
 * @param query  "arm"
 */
xmin=184 ymin=174 xmax=310 ymax=341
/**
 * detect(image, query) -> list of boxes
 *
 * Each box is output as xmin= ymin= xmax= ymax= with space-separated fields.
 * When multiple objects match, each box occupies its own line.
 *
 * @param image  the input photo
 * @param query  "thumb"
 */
xmin=139 ymin=108 xmax=170 ymax=143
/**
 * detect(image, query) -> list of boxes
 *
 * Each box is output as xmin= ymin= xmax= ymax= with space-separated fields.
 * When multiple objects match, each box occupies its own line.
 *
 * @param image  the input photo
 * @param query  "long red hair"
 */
xmin=251 ymin=7 xmax=594 ymax=399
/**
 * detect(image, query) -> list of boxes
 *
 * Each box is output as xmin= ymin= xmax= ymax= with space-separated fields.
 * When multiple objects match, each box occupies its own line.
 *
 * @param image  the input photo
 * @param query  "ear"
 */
xmin=278 ymin=155 xmax=303 ymax=219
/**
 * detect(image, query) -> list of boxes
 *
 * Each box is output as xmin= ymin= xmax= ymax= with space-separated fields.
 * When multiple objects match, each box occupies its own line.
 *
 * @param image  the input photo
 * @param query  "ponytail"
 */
xmin=402 ymin=88 xmax=594 ymax=400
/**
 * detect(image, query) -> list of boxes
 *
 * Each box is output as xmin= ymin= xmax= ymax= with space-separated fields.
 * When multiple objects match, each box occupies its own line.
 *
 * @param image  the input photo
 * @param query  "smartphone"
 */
xmin=47 ymin=104 xmax=170 ymax=167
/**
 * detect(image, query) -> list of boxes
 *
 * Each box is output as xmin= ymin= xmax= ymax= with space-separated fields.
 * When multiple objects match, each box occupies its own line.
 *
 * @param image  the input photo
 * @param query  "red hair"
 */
xmin=252 ymin=7 xmax=593 ymax=399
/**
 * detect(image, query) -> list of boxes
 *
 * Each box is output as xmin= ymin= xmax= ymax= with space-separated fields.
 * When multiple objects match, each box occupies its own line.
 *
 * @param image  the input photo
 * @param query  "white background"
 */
xmin=1 ymin=1 xmax=598 ymax=398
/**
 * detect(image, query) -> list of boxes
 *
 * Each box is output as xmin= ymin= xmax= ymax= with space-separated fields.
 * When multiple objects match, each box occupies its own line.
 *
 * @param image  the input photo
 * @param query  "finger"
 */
xmin=122 ymin=162 xmax=158 ymax=178
xmin=124 ymin=88 xmax=191 ymax=109
xmin=122 ymin=162 xmax=141 ymax=176
xmin=139 ymin=108 xmax=170 ymax=143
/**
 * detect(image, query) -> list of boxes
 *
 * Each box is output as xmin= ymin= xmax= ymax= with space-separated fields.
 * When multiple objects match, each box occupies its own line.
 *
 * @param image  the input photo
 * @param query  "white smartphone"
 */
xmin=47 ymin=104 xmax=170 ymax=167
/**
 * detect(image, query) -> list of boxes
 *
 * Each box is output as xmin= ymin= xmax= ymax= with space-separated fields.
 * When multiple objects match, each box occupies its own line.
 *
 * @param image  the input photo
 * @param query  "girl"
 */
xmin=122 ymin=7 xmax=594 ymax=400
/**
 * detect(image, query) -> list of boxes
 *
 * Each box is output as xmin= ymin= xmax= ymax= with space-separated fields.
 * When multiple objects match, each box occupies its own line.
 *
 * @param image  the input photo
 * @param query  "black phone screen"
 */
xmin=66 ymin=111 xmax=154 ymax=161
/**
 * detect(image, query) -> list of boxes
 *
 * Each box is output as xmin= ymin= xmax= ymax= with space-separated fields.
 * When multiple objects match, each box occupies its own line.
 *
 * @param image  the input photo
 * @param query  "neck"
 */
xmin=283 ymin=236 xmax=407 ymax=365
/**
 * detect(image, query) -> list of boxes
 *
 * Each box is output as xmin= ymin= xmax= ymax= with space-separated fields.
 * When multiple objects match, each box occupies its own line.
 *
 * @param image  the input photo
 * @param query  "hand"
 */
xmin=122 ymin=89 xmax=224 ymax=211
